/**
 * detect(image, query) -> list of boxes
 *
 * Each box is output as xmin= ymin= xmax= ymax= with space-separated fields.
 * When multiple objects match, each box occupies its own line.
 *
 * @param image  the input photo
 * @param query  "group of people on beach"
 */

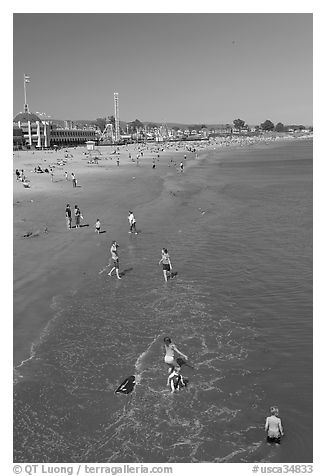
xmin=64 ymin=202 xmax=174 ymax=283
xmin=65 ymin=204 xmax=83 ymax=229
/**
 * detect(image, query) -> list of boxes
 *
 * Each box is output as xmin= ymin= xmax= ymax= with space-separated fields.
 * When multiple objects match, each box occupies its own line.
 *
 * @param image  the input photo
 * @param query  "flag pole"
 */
xmin=24 ymin=74 xmax=30 ymax=113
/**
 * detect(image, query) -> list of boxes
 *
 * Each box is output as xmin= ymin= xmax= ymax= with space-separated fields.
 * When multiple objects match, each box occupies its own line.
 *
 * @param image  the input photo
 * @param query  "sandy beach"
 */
xmin=13 ymin=140 xmax=203 ymax=366
xmin=13 ymin=134 xmax=310 ymax=367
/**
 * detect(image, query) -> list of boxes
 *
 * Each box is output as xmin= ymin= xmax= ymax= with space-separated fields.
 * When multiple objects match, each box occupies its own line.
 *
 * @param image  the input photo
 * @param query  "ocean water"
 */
xmin=13 ymin=139 xmax=313 ymax=463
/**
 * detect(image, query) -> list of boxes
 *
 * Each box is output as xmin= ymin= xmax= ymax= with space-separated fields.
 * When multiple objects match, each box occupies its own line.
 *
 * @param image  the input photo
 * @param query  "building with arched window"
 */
xmin=13 ymin=112 xmax=97 ymax=149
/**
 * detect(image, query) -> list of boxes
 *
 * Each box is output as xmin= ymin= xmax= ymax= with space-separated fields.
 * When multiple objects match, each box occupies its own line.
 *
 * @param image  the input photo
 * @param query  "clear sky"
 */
xmin=13 ymin=13 xmax=312 ymax=125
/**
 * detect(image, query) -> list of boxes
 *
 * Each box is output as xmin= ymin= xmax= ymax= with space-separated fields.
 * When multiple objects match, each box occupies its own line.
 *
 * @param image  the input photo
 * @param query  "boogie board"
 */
xmin=115 ymin=375 xmax=136 ymax=395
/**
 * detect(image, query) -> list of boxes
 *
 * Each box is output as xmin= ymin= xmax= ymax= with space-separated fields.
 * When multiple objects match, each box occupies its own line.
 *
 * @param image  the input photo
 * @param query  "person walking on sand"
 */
xmin=108 ymin=241 xmax=122 ymax=279
xmin=180 ymin=162 xmax=184 ymax=173
xmin=163 ymin=337 xmax=188 ymax=376
xmin=95 ymin=218 xmax=101 ymax=234
xmin=128 ymin=211 xmax=138 ymax=234
xmin=65 ymin=171 xmax=68 ymax=181
xmin=159 ymin=248 xmax=173 ymax=282
xmin=71 ymin=172 xmax=77 ymax=187
xmin=265 ymin=407 xmax=284 ymax=444
xmin=65 ymin=204 xmax=72 ymax=230
xmin=74 ymin=205 xmax=81 ymax=228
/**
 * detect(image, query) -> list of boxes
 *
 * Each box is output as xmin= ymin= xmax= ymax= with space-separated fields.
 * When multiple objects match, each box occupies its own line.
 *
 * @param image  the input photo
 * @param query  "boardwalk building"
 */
xmin=13 ymin=112 xmax=96 ymax=149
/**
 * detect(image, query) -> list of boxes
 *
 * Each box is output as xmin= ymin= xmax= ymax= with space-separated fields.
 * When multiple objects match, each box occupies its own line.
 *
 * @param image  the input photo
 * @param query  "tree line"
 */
xmin=232 ymin=118 xmax=311 ymax=132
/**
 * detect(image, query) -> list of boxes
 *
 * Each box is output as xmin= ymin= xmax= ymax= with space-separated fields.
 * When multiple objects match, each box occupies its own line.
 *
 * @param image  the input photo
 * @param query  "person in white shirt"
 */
xmin=265 ymin=406 xmax=284 ymax=443
xmin=128 ymin=211 xmax=137 ymax=234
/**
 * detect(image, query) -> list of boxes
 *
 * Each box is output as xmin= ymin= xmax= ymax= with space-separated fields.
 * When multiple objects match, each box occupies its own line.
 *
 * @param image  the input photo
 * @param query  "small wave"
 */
xmin=14 ymin=294 xmax=68 ymax=380
xmin=134 ymin=334 xmax=162 ymax=382
xmin=14 ymin=342 xmax=37 ymax=381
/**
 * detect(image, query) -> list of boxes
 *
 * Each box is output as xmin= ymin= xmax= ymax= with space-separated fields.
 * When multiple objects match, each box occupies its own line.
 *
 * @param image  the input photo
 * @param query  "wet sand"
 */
xmin=13 ymin=142 xmax=202 ymax=366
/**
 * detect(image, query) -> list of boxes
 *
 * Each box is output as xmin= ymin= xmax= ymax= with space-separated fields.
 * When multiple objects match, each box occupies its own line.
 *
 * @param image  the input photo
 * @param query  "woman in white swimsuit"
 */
xmin=163 ymin=336 xmax=188 ymax=375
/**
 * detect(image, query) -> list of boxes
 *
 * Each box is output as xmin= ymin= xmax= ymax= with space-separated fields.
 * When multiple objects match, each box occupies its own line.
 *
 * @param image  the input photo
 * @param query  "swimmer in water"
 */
xmin=163 ymin=336 xmax=188 ymax=377
xmin=167 ymin=365 xmax=188 ymax=393
xmin=265 ymin=406 xmax=284 ymax=443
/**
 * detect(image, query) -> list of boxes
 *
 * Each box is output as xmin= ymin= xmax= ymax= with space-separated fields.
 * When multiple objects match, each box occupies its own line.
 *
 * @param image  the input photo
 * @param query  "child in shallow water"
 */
xmin=167 ymin=366 xmax=188 ymax=393
xmin=265 ymin=406 xmax=284 ymax=443
xmin=163 ymin=336 xmax=188 ymax=374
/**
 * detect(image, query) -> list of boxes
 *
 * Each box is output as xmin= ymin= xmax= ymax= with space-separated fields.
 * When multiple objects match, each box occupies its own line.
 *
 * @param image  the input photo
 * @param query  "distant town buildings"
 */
xmin=13 ymin=80 xmax=312 ymax=149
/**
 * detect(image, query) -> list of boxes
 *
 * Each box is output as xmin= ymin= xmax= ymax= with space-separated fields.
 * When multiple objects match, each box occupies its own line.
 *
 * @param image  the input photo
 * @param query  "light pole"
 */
xmin=114 ymin=92 xmax=120 ymax=143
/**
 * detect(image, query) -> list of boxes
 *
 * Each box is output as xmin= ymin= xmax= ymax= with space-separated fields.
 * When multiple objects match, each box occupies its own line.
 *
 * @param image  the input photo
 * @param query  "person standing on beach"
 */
xmin=265 ymin=407 xmax=284 ymax=444
xmin=65 ymin=171 xmax=68 ymax=180
xmin=108 ymin=241 xmax=122 ymax=279
xmin=95 ymin=218 xmax=101 ymax=234
xmin=163 ymin=337 xmax=188 ymax=376
xmin=71 ymin=172 xmax=77 ymax=187
xmin=15 ymin=169 xmax=20 ymax=181
xmin=74 ymin=205 xmax=81 ymax=228
xmin=159 ymin=248 xmax=173 ymax=282
xmin=65 ymin=204 xmax=72 ymax=229
xmin=180 ymin=162 xmax=184 ymax=173
xmin=128 ymin=211 xmax=138 ymax=234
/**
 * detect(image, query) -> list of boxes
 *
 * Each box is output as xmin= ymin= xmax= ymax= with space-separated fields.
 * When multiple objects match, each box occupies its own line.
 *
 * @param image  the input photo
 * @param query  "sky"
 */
xmin=13 ymin=13 xmax=312 ymax=125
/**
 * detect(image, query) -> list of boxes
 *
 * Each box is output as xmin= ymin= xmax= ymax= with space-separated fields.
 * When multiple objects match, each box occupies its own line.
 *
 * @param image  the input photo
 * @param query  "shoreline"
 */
xmin=13 ymin=135 xmax=312 ymax=366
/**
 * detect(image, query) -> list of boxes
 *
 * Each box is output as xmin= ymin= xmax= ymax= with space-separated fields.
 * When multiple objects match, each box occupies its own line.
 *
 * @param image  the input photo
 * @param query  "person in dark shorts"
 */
xmin=74 ymin=205 xmax=81 ymax=228
xmin=158 ymin=248 xmax=172 ymax=282
xmin=265 ymin=406 xmax=284 ymax=443
xmin=128 ymin=211 xmax=138 ymax=234
xmin=95 ymin=218 xmax=101 ymax=234
xmin=65 ymin=204 xmax=72 ymax=229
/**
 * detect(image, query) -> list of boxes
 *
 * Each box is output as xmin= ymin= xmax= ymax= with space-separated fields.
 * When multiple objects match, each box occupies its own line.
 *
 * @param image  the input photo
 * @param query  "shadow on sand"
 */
xmin=120 ymin=267 xmax=133 ymax=277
